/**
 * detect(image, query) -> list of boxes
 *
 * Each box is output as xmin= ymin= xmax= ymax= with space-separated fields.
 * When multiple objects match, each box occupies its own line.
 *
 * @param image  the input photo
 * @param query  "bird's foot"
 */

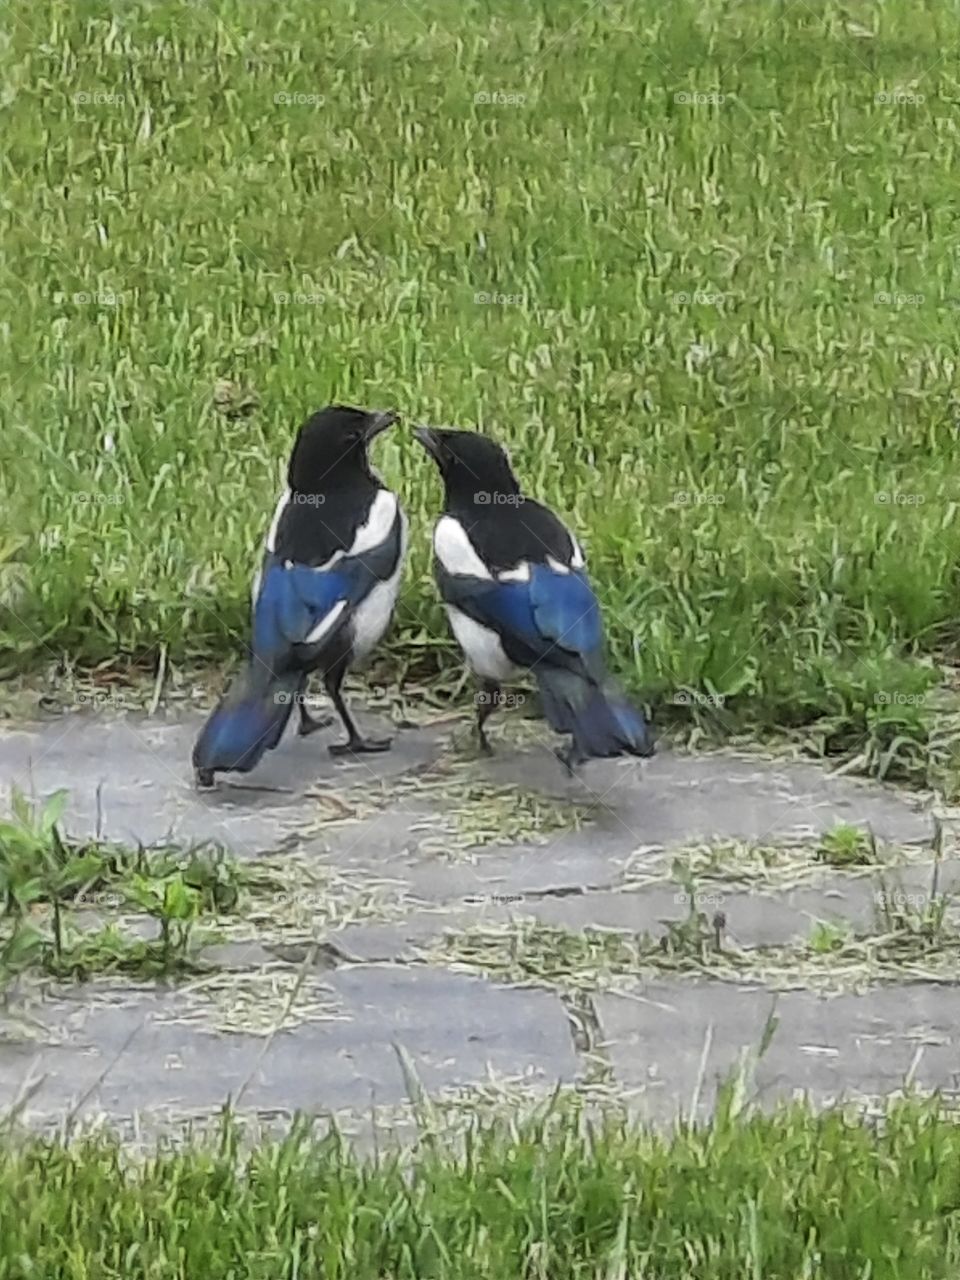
xmin=194 ymin=768 xmax=216 ymax=790
xmin=298 ymin=709 xmax=334 ymax=737
xmin=477 ymin=731 xmax=494 ymax=757
xmin=329 ymin=735 xmax=392 ymax=757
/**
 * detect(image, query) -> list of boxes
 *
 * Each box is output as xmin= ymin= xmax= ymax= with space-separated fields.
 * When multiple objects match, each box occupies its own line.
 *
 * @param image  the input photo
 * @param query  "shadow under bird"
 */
xmin=192 ymin=405 xmax=406 ymax=787
xmin=414 ymin=425 xmax=654 ymax=772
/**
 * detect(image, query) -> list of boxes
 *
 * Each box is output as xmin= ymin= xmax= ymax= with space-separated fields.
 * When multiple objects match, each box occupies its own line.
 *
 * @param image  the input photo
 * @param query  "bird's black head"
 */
xmin=288 ymin=404 xmax=398 ymax=492
xmin=413 ymin=426 xmax=521 ymax=511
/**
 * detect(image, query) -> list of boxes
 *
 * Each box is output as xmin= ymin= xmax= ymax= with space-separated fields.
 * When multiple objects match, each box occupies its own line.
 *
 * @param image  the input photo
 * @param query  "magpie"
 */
xmin=192 ymin=405 xmax=405 ymax=787
xmin=413 ymin=426 xmax=654 ymax=772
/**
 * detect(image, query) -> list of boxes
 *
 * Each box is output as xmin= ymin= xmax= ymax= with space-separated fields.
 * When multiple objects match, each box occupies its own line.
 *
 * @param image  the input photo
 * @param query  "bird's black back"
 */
xmin=446 ymin=493 xmax=576 ymax=573
xmin=274 ymin=477 xmax=383 ymax=567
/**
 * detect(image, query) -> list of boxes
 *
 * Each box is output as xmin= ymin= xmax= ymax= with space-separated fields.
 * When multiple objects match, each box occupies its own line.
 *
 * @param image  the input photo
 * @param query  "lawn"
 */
xmin=1 ymin=0 xmax=959 ymax=778
xmin=1 ymin=1095 xmax=959 ymax=1278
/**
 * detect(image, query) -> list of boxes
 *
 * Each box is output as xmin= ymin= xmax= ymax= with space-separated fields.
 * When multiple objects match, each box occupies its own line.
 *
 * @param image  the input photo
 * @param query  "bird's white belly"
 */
xmin=350 ymin=558 xmax=403 ymax=665
xmin=350 ymin=510 xmax=407 ymax=665
xmin=446 ymin=606 xmax=520 ymax=682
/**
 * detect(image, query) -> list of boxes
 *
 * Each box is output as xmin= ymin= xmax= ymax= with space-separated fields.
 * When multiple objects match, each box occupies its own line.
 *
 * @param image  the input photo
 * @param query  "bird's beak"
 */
xmin=413 ymin=425 xmax=442 ymax=460
xmin=363 ymin=409 xmax=399 ymax=441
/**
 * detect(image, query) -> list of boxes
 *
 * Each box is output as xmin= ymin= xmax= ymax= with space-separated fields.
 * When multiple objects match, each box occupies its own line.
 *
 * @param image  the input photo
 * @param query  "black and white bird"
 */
xmin=192 ymin=405 xmax=405 ymax=787
xmin=414 ymin=426 xmax=654 ymax=771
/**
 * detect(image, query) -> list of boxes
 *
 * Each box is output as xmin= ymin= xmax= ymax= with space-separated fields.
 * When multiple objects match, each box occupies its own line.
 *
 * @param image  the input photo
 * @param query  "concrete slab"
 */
xmin=0 ymin=711 xmax=443 ymax=858
xmin=334 ymin=862 xmax=960 ymax=960
xmin=597 ymin=980 xmax=960 ymax=1125
xmin=0 ymin=713 xmax=931 ymax=883
xmin=0 ymin=710 xmax=943 ymax=1131
xmin=484 ymin=746 xmax=931 ymax=847
xmin=0 ymin=966 xmax=576 ymax=1123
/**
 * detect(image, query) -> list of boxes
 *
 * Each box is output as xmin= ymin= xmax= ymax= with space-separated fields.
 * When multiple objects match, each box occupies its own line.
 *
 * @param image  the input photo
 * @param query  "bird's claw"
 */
xmin=194 ymin=768 xmax=216 ymax=790
xmin=329 ymin=736 xmax=392 ymax=757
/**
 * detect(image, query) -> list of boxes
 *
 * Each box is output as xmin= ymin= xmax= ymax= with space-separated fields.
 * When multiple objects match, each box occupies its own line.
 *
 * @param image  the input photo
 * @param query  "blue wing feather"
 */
xmin=252 ymin=558 xmax=362 ymax=664
xmin=529 ymin=566 xmax=603 ymax=656
xmin=194 ymin=508 xmax=402 ymax=779
xmin=455 ymin=565 xmax=603 ymax=668
xmin=437 ymin=548 xmax=652 ymax=762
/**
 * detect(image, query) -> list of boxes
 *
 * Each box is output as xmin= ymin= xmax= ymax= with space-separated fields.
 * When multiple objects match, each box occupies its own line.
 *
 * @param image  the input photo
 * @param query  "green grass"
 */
xmin=0 ymin=787 xmax=412 ymax=990
xmin=817 ymin=822 xmax=877 ymax=867
xmin=429 ymin=876 xmax=960 ymax=994
xmin=2 ymin=0 xmax=960 ymax=779
xmin=1 ymin=1097 xmax=960 ymax=1276
xmin=0 ymin=788 xmax=243 ymax=980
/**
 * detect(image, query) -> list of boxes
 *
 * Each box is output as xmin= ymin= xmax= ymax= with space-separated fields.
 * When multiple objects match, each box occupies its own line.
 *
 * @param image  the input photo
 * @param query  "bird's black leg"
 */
xmin=297 ymin=676 xmax=333 ymax=737
xmin=476 ymin=680 xmax=501 ymax=756
xmin=324 ymin=667 xmax=392 ymax=756
xmin=554 ymin=741 xmax=584 ymax=777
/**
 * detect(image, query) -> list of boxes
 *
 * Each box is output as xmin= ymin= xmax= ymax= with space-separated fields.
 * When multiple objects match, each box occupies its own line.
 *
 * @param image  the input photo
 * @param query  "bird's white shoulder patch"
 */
xmin=350 ymin=489 xmax=398 ymax=556
xmin=313 ymin=550 xmax=344 ymax=572
xmin=305 ymin=599 xmax=348 ymax=645
xmin=265 ymin=489 xmax=290 ymax=553
xmin=546 ymin=555 xmax=571 ymax=575
xmin=434 ymin=516 xmax=492 ymax=579
xmin=498 ymin=562 xmax=531 ymax=583
xmin=570 ymin=536 xmax=585 ymax=569
xmin=269 ymin=559 xmax=347 ymax=648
